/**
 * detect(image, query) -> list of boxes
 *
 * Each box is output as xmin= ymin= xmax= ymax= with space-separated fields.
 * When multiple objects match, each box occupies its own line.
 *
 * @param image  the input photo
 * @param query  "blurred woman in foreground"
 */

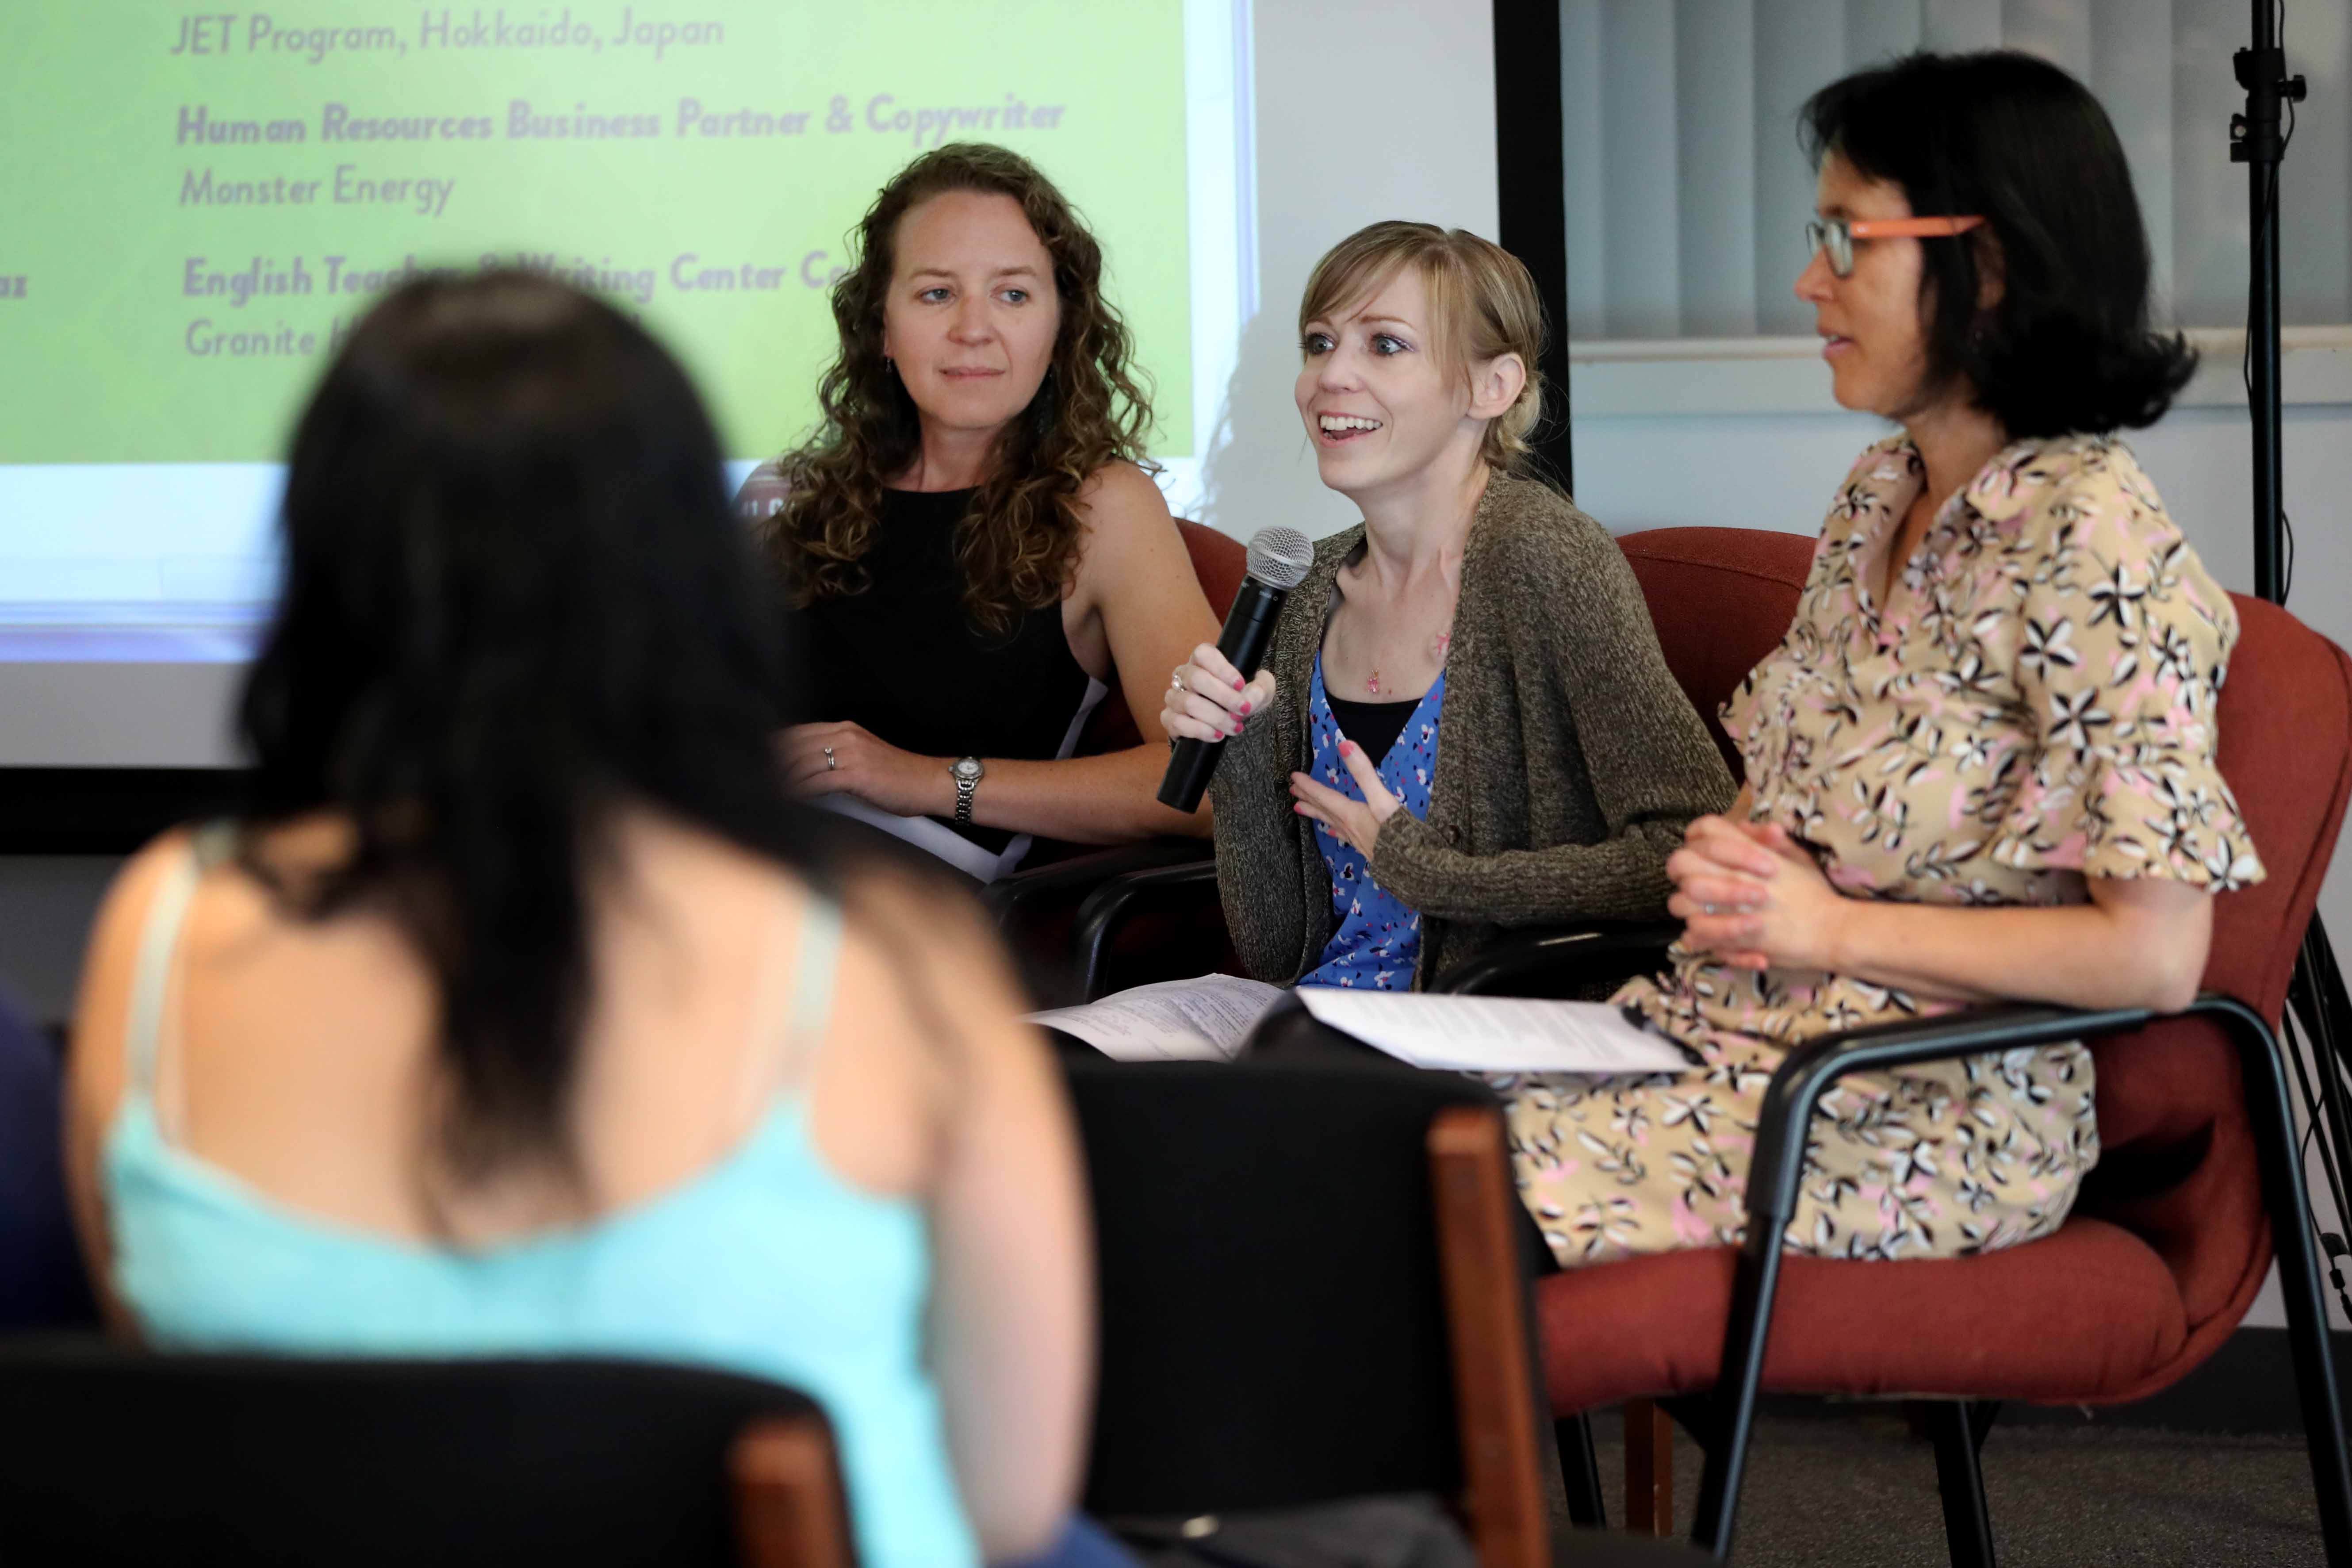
xmin=64 ymin=273 xmax=1111 ymax=1568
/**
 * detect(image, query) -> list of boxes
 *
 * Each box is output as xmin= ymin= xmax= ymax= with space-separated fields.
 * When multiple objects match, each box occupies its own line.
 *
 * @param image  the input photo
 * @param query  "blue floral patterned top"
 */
xmin=1299 ymin=652 xmax=1447 ymax=990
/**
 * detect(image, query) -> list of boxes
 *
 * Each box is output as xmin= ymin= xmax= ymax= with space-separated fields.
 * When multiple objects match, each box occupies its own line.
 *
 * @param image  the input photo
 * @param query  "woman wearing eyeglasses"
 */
xmin=1502 ymin=50 xmax=2262 ymax=1267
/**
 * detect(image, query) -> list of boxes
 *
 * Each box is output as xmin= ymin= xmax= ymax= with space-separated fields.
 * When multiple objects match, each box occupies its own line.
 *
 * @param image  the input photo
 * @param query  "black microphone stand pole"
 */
xmin=2237 ymin=1 xmax=2298 ymax=603
xmin=2233 ymin=6 xmax=2352 ymax=1317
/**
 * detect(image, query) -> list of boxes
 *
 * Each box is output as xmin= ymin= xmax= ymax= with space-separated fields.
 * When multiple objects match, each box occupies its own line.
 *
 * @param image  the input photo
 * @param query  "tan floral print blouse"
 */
xmin=1503 ymin=433 xmax=2264 ymax=1266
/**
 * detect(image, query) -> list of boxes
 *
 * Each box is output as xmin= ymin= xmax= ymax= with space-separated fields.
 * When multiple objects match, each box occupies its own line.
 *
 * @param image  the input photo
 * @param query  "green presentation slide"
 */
xmin=0 ymin=0 xmax=1193 ymax=464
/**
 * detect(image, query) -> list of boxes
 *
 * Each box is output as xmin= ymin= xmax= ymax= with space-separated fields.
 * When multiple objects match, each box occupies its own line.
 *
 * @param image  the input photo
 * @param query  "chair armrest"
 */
xmin=1433 ymin=920 xmax=1682 ymax=998
xmin=980 ymin=837 xmax=1212 ymax=929
xmin=1071 ymin=859 xmax=1223 ymax=1001
xmin=1695 ymin=993 xmax=2352 ymax=1558
xmin=1691 ymin=994 xmax=2247 ymax=1553
xmin=1739 ymin=1001 xmax=2158 ymax=1240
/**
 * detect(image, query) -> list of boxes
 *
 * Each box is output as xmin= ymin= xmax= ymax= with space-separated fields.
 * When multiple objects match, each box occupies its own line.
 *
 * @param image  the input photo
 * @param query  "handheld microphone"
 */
xmin=1158 ymin=526 xmax=1315 ymax=812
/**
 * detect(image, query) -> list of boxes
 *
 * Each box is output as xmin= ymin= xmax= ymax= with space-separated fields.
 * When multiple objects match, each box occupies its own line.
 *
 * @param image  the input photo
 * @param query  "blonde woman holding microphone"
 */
xmin=1164 ymin=222 xmax=1729 ymax=997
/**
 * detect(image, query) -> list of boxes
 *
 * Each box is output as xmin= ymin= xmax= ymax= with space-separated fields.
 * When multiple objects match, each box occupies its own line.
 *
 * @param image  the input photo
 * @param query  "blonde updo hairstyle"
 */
xmin=1297 ymin=221 xmax=1547 ymax=473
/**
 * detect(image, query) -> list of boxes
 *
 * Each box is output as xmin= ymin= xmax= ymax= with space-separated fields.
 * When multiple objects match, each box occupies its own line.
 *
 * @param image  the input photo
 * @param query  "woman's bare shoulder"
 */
xmin=832 ymin=855 xmax=1035 ymax=1047
xmin=85 ymin=827 xmax=204 ymax=976
xmin=1073 ymin=459 xmax=1173 ymax=527
xmin=1066 ymin=461 xmax=1196 ymax=598
xmin=67 ymin=827 xmax=203 ymax=1125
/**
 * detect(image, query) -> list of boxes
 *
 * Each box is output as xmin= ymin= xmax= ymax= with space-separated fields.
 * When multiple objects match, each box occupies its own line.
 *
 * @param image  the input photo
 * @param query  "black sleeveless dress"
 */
xmin=794 ymin=487 xmax=1099 ymax=862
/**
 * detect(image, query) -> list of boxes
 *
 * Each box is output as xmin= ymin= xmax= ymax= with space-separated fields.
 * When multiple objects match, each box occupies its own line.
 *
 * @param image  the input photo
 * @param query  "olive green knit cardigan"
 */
xmin=1207 ymin=473 xmax=1735 ymax=990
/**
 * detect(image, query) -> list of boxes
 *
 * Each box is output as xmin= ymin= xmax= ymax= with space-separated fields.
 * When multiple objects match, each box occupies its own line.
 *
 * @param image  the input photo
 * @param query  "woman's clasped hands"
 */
xmin=1668 ymin=813 xmax=1854 ymax=974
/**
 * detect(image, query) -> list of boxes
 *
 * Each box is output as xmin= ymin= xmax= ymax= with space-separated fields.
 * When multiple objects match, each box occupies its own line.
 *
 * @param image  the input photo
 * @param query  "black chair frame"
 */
xmin=983 ymin=838 xmax=1214 ymax=1009
xmin=1436 ymin=922 xmax=1682 ymax=999
xmin=982 ymin=836 xmax=1211 ymax=932
xmin=1069 ymin=859 xmax=1220 ymax=1000
xmin=1590 ymin=993 xmax=2352 ymax=1564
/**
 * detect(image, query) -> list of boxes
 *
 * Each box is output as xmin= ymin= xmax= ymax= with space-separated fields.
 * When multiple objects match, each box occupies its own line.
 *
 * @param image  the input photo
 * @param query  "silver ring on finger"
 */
xmin=823 ymin=746 xmax=838 ymax=771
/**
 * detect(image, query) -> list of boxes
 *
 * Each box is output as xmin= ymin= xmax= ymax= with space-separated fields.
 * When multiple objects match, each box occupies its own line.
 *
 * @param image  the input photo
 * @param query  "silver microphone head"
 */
xmin=1244 ymin=526 xmax=1314 ymax=591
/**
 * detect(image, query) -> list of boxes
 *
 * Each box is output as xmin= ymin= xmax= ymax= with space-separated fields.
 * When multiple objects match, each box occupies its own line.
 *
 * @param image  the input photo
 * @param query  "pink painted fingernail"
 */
xmin=1232 ymin=678 xmax=1245 ymax=690
xmin=1239 ymin=701 xmax=1253 ymax=715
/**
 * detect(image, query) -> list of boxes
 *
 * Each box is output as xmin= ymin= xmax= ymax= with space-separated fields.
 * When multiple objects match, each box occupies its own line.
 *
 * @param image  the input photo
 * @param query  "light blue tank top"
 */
xmin=102 ymin=828 xmax=978 ymax=1568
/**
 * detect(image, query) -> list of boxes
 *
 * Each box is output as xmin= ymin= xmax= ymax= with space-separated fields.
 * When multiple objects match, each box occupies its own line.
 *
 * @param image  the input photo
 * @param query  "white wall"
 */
xmin=1198 ymin=0 xmax=1500 ymax=542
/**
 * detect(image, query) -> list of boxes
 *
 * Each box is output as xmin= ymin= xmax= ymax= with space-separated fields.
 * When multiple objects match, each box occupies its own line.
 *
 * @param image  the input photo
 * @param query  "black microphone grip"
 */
xmin=1157 ymin=576 xmax=1289 ymax=812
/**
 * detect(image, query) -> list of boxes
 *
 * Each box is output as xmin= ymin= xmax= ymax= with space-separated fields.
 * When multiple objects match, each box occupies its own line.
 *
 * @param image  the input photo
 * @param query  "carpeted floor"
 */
xmin=1585 ymin=1405 xmax=2330 ymax=1566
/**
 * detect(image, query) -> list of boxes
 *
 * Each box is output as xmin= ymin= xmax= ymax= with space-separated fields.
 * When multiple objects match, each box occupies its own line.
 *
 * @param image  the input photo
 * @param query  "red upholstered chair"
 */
xmin=1539 ymin=590 xmax=2352 ymax=1564
xmin=1621 ymin=526 xmax=1817 ymax=780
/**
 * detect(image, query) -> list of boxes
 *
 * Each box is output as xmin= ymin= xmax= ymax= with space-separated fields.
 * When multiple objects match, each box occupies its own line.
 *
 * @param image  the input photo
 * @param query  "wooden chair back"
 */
xmin=1067 ymin=1057 xmax=1548 ymax=1568
xmin=0 ymin=1342 xmax=854 ymax=1568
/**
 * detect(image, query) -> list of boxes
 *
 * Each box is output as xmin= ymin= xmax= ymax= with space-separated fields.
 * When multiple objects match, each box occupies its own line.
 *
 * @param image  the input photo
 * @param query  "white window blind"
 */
xmin=1560 ymin=0 xmax=2352 ymax=341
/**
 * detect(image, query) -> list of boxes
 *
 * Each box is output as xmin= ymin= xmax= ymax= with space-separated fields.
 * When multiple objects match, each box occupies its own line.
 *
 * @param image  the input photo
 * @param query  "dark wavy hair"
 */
xmin=237 ymin=271 xmax=824 ymax=1184
xmin=1802 ymin=50 xmax=2195 ymax=437
xmin=763 ymin=142 xmax=1155 ymax=638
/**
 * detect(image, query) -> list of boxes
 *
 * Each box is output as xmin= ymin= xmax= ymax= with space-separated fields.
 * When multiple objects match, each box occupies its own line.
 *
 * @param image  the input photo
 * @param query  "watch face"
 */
xmin=952 ymin=757 xmax=983 ymax=783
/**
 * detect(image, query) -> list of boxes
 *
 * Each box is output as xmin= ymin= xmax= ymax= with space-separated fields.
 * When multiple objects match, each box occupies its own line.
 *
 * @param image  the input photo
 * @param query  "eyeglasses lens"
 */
xmin=1803 ymin=219 xmax=1853 ymax=277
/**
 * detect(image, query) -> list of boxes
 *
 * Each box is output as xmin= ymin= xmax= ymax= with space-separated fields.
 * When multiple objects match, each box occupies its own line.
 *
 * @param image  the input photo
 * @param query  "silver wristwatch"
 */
xmin=949 ymin=755 xmax=985 ymax=823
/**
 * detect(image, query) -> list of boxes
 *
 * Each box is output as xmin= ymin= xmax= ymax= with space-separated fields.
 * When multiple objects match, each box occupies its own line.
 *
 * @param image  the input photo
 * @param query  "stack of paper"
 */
xmin=1029 ymin=974 xmax=1696 ymax=1077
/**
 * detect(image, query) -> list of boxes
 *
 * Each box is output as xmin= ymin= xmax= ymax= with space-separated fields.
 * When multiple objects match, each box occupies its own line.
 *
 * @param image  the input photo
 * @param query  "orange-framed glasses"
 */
xmin=1803 ymin=215 xmax=1985 ymax=277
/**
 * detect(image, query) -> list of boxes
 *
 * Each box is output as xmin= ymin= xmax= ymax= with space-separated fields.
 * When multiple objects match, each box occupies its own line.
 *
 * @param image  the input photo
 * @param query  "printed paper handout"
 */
xmin=1296 ymin=990 xmax=1695 ymax=1074
xmin=1025 ymin=974 xmax=1287 ymax=1062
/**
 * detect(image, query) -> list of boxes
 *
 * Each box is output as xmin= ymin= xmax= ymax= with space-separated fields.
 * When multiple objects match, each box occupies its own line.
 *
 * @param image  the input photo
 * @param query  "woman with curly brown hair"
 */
xmin=740 ymin=144 xmax=1217 ymax=881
